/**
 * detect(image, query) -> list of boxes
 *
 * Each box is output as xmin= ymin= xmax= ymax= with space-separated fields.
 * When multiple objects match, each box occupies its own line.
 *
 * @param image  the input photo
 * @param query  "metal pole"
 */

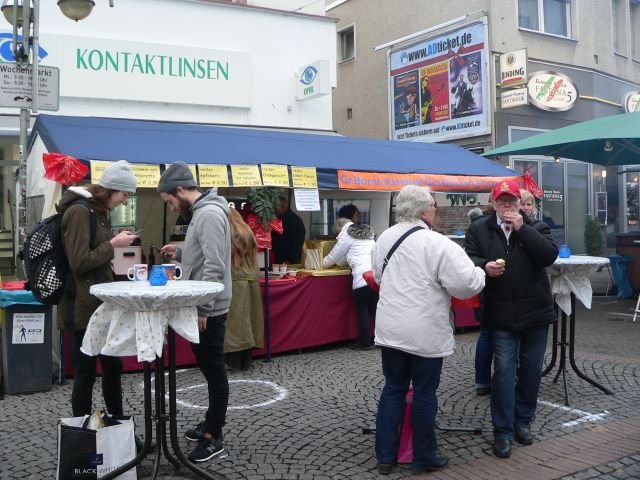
xmin=32 ymin=0 xmax=40 ymax=113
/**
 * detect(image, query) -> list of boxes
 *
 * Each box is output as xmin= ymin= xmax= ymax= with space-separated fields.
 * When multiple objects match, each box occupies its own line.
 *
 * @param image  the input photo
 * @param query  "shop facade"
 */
xmin=327 ymin=0 xmax=640 ymax=253
xmin=0 ymin=0 xmax=336 ymax=241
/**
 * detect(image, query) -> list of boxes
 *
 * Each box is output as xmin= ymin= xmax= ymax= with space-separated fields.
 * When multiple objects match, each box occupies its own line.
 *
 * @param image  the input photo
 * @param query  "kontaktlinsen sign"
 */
xmin=41 ymin=34 xmax=252 ymax=108
xmin=527 ymin=71 xmax=578 ymax=112
xmin=0 ymin=63 xmax=59 ymax=110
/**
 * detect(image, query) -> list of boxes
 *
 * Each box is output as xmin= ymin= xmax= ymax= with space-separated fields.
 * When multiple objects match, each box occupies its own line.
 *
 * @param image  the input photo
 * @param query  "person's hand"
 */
xmin=485 ymin=260 xmax=506 ymax=278
xmin=502 ymin=211 xmax=524 ymax=231
xmin=110 ymin=231 xmax=137 ymax=248
xmin=160 ymin=244 xmax=177 ymax=260
xmin=198 ymin=315 xmax=208 ymax=333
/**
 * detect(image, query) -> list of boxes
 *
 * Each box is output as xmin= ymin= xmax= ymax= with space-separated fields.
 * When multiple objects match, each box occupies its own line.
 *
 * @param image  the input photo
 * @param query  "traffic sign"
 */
xmin=0 ymin=62 xmax=59 ymax=111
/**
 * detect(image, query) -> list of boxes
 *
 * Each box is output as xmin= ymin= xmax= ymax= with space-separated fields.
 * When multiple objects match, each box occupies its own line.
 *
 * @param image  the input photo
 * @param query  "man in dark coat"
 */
xmin=465 ymin=180 xmax=558 ymax=459
xmin=271 ymin=195 xmax=306 ymax=264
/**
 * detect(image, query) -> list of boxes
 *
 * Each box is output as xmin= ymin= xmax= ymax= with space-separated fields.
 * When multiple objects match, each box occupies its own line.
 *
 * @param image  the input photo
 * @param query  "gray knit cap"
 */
xmin=97 ymin=160 xmax=137 ymax=193
xmin=157 ymin=161 xmax=197 ymax=193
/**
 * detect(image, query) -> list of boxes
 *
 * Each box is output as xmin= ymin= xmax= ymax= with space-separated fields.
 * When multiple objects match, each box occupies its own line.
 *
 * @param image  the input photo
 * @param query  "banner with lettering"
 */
xmin=337 ymin=170 xmax=529 ymax=193
xmin=389 ymin=18 xmax=490 ymax=142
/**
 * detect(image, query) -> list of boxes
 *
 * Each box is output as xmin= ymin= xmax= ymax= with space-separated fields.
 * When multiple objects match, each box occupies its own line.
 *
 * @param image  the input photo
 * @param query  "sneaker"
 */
xmin=184 ymin=422 xmax=206 ymax=442
xmin=188 ymin=437 xmax=225 ymax=463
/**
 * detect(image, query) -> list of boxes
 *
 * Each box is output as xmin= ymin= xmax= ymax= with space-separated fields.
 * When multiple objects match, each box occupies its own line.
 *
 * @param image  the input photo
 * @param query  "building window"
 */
xmin=613 ymin=0 xmax=628 ymax=54
xmin=519 ymin=0 xmax=572 ymax=38
xmin=339 ymin=26 xmax=355 ymax=62
xmin=631 ymin=0 xmax=640 ymax=58
xmin=347 ymin=108 xmax=353 ymax=120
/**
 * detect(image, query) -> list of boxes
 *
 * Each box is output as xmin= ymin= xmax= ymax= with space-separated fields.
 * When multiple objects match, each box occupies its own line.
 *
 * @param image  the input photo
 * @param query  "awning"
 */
xmin=30 ymin=114 xmax=517 ymax=189
xmin=483 ymin=112 xmax=640 ymax=166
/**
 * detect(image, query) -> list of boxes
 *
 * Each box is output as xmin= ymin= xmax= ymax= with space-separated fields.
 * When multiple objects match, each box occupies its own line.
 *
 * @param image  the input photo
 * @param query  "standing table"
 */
xmin=82 ymin=280 xmax=225 ymax=480
xmin=544 ymin=256 xmax=614 ymax=405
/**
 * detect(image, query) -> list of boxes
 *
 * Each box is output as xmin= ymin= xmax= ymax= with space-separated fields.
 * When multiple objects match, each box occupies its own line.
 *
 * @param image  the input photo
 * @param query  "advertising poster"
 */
xmin=389 ymin=19 xmax=490 ymax=142
xmin=393 ymin=71 xmax=420 ymax=130
xmin=420 ymin=63 xmax=449 ymax=124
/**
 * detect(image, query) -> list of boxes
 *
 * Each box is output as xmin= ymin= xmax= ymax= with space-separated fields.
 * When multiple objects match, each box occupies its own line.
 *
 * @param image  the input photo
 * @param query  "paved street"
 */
xmin=1 ymin=296 xmax=639 ymax=479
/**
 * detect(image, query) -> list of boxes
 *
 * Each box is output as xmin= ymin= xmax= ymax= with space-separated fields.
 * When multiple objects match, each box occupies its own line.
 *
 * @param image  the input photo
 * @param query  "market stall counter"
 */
xmin=63 ymin=273 xmax=478 ymax=376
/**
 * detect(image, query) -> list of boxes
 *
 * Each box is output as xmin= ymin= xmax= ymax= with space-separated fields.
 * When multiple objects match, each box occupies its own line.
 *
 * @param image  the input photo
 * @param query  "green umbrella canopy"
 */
xmin=483 ymin=111 xmax=640 ymax=166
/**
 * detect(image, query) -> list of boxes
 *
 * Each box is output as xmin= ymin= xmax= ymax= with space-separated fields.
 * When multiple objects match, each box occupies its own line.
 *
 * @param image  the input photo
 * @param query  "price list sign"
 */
xmin=230 ymin=165 xmax=262 ymax=187
xmin=260 ymin=164 xmax=290 ymax=187
xmin=0 ymin=63 xmax=60 ymax=111
xmin=291 ymin=166 xmax=318 ymax=189
xmin=198 ymin=165 xmax=229 ymax=187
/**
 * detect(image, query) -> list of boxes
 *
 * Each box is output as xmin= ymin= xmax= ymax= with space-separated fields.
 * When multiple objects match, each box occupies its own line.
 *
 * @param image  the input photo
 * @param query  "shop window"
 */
xmin=613 ymin=0 xmax=628 ymax=54
xmin=110 ymin=196 xmax=137 ymax=233
xmin=519 ymin=0 xmax=572 ymax=38
xmin=339 ymin=26 xmax=355 ymax=62
xmin=631 ymin=0 xmax=640 ymax=59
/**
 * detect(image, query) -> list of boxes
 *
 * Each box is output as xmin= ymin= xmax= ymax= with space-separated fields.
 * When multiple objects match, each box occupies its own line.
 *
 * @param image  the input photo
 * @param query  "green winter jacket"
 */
xmin=57 ymin=187 xmax=115 ymax=330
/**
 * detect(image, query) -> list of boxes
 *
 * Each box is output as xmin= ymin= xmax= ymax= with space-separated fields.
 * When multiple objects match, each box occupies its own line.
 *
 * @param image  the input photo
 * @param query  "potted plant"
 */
xmin=584 ymin=215 xmax=604 ymax=256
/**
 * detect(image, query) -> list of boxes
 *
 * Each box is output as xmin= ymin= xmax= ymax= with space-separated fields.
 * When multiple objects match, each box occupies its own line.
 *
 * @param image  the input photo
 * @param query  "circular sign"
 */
xmin=623 ymin=91 xmax=640 ymax=112
xmin=527 ymin=71 xmax=578 ymax=112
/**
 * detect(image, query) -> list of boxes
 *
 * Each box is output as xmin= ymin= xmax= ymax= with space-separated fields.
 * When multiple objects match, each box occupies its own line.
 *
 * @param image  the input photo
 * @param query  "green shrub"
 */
xmin=584 ymin=216 xmax=604 ymax=256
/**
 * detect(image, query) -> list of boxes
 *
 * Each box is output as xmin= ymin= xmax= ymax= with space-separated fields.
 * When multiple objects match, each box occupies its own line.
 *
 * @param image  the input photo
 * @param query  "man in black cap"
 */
xmin=158 ymin=162 xmax=232 ymax=463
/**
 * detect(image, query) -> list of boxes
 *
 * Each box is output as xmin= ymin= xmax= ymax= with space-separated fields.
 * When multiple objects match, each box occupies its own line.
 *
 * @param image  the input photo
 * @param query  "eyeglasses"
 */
xmin=431 ymin=202 xmax=438 ymax=209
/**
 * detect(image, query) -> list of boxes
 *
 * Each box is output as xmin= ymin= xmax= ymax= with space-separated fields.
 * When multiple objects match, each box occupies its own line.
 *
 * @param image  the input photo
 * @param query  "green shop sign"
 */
xmin=76 ymin=48 xmax=229 ymax=80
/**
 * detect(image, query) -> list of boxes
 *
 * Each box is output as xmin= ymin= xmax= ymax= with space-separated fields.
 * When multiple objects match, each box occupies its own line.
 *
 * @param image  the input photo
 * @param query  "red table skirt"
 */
xmin=64 ymin=276 xmax=478 ymax=376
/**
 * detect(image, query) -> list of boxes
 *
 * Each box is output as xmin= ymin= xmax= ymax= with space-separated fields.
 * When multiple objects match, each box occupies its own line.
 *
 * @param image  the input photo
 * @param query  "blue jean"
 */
xmin=474 ymin=327 xmax=493 ymax=388
xmin=375 ymin=347 xmax=443 ymax=468
xmin=491 ymin=324 xmax=549 ymax=439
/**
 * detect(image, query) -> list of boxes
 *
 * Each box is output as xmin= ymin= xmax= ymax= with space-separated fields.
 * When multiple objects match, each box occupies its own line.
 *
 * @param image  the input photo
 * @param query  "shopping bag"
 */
xmin=397 ymin=389 xmax=414 ymax=464
xmin=362 ymin=271 xmax=380 ymax=292
xmin=304 ymin=248 xmax=323 ymax=270
xmin=57 ymin=414 xmax=137 ymax=480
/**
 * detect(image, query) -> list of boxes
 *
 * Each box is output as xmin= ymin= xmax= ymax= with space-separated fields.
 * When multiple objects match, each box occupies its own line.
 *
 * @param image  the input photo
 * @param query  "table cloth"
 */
xmin=82 ymin=280 xmax=224 ymax=362
xmin=548 ymin=256 xmax=610 ymax=315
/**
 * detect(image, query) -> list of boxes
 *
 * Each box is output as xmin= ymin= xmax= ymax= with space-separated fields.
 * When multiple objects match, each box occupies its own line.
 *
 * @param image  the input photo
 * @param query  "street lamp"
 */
xmin=57 ymin=0 xmax=95 ymax=22
xmin=0 ymin=0 xmax=113 ymax=276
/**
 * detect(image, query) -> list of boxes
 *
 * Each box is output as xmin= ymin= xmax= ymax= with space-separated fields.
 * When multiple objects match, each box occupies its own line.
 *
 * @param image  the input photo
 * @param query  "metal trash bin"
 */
xmin=608 ymin=255 xmax=633 ymax=299
xmin=0 ymin=290 xmax=52 ymax=394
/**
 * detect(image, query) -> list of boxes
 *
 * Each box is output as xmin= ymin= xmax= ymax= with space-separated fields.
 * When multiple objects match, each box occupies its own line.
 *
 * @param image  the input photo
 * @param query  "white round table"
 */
xmin=544 ymin=256 xmax=613 ymax=405
xmin=81 ymin=280 xmax=225 ymax=480
xmin=83 ymin=280 xmax=224 ymax=362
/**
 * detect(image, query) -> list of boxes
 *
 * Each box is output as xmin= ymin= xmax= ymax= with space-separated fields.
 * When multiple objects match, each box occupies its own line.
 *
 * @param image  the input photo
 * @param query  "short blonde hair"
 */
xmin=520 ymin=189 xmax=535 ymax=204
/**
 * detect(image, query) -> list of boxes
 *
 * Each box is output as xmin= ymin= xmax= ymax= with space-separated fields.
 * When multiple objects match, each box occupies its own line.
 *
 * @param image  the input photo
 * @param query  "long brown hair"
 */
xmin=228 ymin=208 xmax=258 ymax=274
xmin=85 ymin=184 xmax=114 ymax=213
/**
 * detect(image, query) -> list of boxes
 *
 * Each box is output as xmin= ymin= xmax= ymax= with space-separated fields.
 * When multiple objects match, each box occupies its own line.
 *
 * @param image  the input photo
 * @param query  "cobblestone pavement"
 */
xmin=0 ymin=296 xmax=638 ymax=479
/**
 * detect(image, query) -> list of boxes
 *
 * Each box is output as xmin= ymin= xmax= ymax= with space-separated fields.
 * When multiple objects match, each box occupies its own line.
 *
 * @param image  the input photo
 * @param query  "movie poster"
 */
xmin=393 ymin=71 xmax=420 ymax=130
xmin=389 ymin=19 xmax=490 ymax=142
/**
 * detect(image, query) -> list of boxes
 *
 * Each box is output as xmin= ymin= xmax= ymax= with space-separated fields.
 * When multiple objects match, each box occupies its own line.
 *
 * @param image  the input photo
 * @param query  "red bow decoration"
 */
xmin=523 ymin=170 xmax=544 ymax=199
xmin=448 ymin=45 xmax=467 ymax=69
xmin=43 ymin=153 xmax=89 ymax=185
xmin=241 ymin=207 xmax=283 ymax=250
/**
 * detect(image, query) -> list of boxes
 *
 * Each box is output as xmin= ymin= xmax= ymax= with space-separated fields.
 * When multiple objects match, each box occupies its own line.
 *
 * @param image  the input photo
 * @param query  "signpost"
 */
xmin=0 ymin=63 xmax=59 ymax=111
